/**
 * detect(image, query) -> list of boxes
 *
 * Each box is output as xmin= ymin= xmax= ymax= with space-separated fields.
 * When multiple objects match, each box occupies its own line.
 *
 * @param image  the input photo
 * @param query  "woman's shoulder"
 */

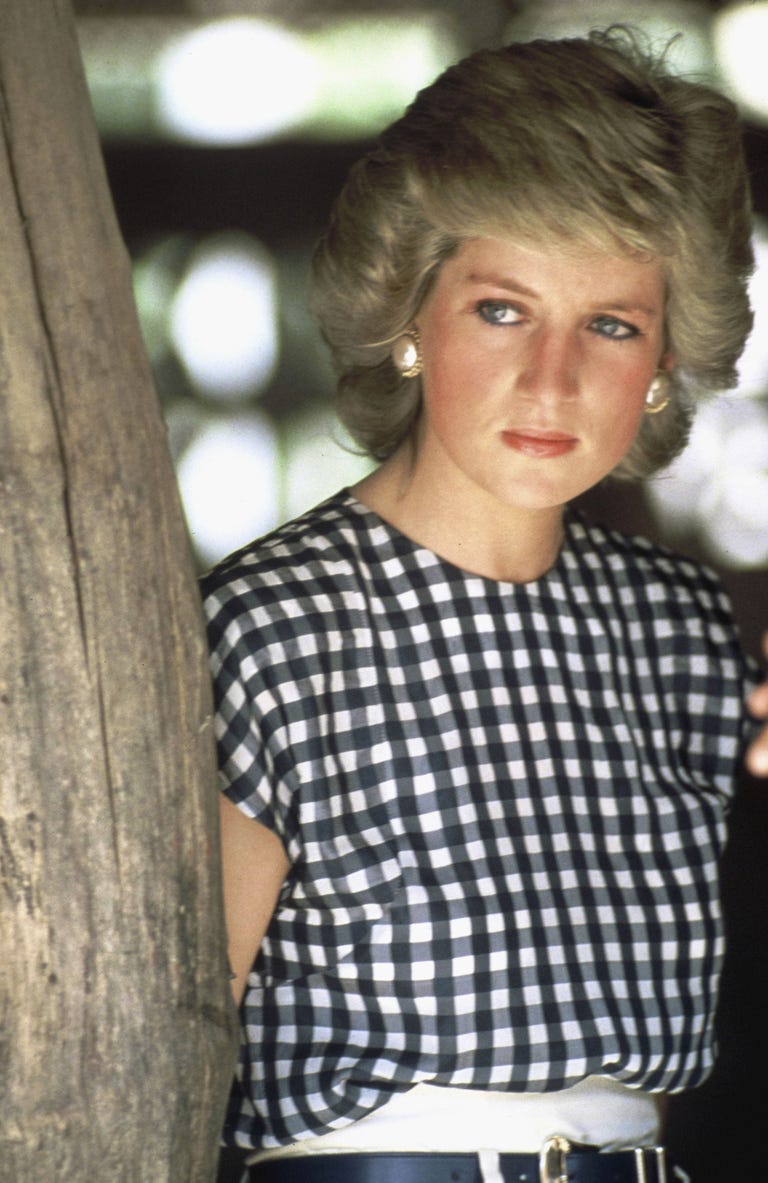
xmin=200 ymin=489 xmax=368 ymax=627
xmin=567 ymin=509 xmax=740 ymax=639
xmin=571 ymin=508 xmax=725 ymax=594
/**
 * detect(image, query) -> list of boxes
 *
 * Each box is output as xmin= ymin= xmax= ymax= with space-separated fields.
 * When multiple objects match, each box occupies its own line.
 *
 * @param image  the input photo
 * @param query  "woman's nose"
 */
xmin=516 ymin=330 xmax=580 ymax=404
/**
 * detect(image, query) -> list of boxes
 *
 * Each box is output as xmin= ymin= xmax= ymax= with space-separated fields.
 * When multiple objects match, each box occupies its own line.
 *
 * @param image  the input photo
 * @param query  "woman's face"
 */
xmin=411 ymin=235 xmax=670 ymax=514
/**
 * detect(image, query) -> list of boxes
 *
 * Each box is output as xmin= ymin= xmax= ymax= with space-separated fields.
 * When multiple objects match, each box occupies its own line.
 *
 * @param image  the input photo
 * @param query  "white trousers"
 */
xmin=247 ymin=1076 xmax=661 ymax=1165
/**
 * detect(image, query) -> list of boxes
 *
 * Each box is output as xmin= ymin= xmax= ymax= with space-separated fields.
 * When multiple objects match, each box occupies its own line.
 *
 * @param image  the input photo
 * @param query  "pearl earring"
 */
xmin=645 ymin=371 xmax=671 ymax=414
xmin=392 ymin=327 xmax=423 ymax=379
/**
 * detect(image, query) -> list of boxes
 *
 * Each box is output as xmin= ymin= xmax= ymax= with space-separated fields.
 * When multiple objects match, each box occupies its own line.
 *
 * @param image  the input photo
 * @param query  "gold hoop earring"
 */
xmin=392 ymin=327 xmax=422 ymax=379
xmin=645 ymin=371 xmax=671 ymax=414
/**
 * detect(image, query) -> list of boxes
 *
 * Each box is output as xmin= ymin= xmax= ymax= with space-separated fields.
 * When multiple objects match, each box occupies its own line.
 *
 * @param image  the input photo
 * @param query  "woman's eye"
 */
xmin=590 ymin=315 xmax=640 ymax=340
xmin=476 ymin=300 xmax=522 ymax=326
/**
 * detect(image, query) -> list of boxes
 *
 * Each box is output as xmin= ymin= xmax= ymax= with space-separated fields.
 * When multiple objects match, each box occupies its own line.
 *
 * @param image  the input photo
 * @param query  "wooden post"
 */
xmin=0 ymin=2 xmax=238 ymax=1179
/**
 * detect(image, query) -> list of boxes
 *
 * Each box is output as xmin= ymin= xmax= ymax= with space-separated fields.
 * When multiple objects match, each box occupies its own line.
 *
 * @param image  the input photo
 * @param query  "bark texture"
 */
xmin=0 ymin=3 xmax=238 ymax=1179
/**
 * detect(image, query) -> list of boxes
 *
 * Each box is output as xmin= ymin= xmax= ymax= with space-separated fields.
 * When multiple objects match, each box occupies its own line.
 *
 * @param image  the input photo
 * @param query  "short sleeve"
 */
xmin=683 ymin=565 xmax=762 ymax=798
xmin=202 ymin=576 xmax=299 ymax=854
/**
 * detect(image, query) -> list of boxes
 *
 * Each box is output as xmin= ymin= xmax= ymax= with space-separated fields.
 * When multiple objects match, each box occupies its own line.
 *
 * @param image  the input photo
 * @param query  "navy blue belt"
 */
xmin=247 ymin=1143 xmax=671 ymax=1183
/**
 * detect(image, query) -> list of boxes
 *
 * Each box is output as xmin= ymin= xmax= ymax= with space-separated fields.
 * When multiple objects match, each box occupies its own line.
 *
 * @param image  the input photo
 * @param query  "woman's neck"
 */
xmin=350 ymin=450 xmax=566 ymax=585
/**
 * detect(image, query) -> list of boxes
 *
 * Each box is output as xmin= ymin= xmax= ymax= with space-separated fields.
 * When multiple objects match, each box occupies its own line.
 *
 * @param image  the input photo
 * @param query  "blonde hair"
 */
xmin=309 ymin=28 xmax=754 ymax=479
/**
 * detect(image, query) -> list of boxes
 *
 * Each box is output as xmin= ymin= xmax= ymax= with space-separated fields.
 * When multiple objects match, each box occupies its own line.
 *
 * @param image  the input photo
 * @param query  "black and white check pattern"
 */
xmin=202 ymin=491 xmax=757 ymax=1150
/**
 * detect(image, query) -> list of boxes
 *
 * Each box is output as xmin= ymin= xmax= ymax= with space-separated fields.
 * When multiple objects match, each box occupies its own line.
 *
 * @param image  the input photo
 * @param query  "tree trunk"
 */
xmin=0 ymin=2 xmax=238 ymax=1179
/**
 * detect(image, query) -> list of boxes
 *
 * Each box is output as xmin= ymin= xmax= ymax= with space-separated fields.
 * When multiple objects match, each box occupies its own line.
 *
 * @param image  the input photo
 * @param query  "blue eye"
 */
xmin=590 ymin=315 xmax=639 ymax=340
xmin=476 ymin=300 xmax=522 ymax=326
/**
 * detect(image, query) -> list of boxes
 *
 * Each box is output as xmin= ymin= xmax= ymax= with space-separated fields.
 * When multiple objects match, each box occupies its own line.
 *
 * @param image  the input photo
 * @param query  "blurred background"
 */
xmin=71 ymin=1 xmax=767 ymax=1177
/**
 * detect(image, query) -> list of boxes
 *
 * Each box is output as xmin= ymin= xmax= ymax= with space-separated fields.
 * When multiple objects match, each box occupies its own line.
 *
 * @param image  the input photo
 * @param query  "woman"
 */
xmin=204 ymin=29 xmax=768 ymax=1183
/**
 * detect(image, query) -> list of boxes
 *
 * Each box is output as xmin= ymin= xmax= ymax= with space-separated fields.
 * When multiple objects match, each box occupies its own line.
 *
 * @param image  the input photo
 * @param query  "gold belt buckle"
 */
xmin=539 ymin=1134 xmax=571 ymax=1183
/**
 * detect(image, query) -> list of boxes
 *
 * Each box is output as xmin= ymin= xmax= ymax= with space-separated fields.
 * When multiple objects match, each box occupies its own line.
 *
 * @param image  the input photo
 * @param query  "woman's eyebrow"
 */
xmin=465 ymin=271 xmax=538 ymax=297
xmin=595 ymin=302 xmax=661 ymax=319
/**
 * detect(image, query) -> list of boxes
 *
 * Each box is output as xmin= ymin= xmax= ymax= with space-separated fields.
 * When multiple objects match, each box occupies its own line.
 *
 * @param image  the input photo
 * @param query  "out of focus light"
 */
xmin=714 ymin=3 xmax=768 ymax=123
xmin=283 ymin=409 xmax=373 ymax=521
xmin=169 ymin=235 xmax=278 ymax=401
xmin=77 ymin=16 xmax=178 ymax=139
xmin=505 ymin=0 xmax=714 ymax=78
xmin=132 ymin=236 xmax=188 ymax=366
xmin=305 ymin=17 xmax=461 ymax=138
xmin=737 ymin=222 xmax=768 ymax=396
xmin=176 ymin=412 xmax=280 ymax=567
xmin=646 ymin=398 xmax=768 ymax=569
xmin=79 ymin=14 xmax=461 ymax=143
xmin=155 ymin=19 xmax=318 ymax=144
xmin=704 ymin=439 xmax=768 ymax=567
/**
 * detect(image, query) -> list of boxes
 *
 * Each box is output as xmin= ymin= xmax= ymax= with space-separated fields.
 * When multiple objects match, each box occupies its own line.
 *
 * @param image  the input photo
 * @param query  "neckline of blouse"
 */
xmin=338 ymin=487 xmax=578 ymax=595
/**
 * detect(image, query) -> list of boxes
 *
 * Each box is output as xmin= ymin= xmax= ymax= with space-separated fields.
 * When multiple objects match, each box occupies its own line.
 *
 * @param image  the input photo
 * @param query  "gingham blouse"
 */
xmin=202 ymin=490 xmax=756 ymax=1150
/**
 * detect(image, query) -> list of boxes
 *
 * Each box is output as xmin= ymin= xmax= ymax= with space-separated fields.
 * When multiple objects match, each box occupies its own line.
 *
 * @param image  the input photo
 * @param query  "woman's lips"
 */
xmin=501 ymin=429 xmax=578 ymax=458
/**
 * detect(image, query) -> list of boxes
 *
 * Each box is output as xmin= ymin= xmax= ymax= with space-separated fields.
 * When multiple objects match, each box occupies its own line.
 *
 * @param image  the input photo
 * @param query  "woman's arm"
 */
xmin=746 ymin=633 xmax=768 ymax=778
xmin=219 ymin=795 xmax=290 ymax=1005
